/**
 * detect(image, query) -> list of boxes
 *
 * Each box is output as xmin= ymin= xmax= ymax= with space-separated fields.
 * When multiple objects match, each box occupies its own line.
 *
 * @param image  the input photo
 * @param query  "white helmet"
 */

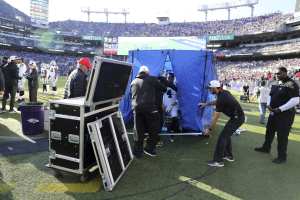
xmin=50 ymin=60 xmax=57 ymax=66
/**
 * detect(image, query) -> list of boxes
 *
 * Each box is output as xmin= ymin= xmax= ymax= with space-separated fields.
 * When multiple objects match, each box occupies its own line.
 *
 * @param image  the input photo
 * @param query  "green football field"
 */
xmin=0 ymin=77 xmax=300 ymax=200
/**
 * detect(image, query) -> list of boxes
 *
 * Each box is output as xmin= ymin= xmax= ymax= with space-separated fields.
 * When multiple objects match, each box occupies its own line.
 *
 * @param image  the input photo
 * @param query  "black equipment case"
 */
xmin=47 ymin=57 xmax=132 ymax=181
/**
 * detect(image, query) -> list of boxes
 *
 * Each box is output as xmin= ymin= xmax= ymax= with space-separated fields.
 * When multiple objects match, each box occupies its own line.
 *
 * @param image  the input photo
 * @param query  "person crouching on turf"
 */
xmin=198 ymin=80 xmax=245 ymax=167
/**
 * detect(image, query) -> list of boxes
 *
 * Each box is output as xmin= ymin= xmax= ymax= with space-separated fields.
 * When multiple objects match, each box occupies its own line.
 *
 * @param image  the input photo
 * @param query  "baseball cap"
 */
xmin=138 ymin=65 xmax=149 ymax=74
xmin=78 ymin=57 xmax=92 ymax=70
xmin=207 ymin=80 xmax=221 ymax=88
xmin=9 ymin=56 xmax=21 ymax=62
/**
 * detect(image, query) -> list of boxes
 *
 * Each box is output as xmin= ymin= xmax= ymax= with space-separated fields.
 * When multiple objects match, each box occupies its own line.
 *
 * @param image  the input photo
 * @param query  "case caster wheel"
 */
xmin=80 ymin=175 xmax=88 ymax=182
xmin=54 ymin=170 xmax=63 ymax=178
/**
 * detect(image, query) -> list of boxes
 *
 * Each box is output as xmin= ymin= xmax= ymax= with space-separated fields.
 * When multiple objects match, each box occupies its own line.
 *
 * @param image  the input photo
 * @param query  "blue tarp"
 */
xmin=119 ymin=50 xmax=217 ymax=132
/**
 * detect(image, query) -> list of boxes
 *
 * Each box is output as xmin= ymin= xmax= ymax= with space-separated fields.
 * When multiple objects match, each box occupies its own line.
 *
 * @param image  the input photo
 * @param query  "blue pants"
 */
xmin=259 ymin=103 xmax=267 ymax=123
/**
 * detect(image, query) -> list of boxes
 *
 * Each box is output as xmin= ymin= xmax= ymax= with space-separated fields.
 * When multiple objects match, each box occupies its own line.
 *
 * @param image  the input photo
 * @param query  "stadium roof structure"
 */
xmin=0 ymin=0 xmax=31 ymax=24
xmin=198 ymin=0 xmax=259 ymax=21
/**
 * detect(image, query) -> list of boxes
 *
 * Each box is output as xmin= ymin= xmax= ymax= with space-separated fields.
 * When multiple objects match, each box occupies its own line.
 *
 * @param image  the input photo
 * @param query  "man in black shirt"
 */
xmin=199 ymin=80 xmax=245 ymax=167
xmin=1 ymin=56 xmax=22 ymax=113
xmin=131 ymin=66 xmax=167 ymax=158
xmin=255 ymin=67 xmax=300 ymax=164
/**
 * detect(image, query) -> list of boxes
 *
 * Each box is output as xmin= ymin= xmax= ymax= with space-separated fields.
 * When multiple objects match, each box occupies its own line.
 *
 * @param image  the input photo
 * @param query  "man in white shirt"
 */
xmin=258 ymin=80 xmax=271 ymax=124
xmin=48 ymin=61 xmax=59 ymax=95
xmin=17 ymin=59 xmax=27 ymax=102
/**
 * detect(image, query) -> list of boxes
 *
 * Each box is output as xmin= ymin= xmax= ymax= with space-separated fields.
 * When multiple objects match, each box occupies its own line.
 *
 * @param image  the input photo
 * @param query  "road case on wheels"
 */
xmin=47 ymin=57 xmax=132 ymax=182
xmin=48 ymin=98 xmax=119 ymax=181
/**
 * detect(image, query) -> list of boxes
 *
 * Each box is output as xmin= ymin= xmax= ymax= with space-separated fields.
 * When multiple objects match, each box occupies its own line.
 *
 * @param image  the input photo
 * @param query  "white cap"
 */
xmin=9 ymin=56 xmax=21 ymax=62
xmin=208 ymin=80 xmax=221 ymax=88
xmin=29 ymin=60 xmax=37 ymax=67
xmin=138 ymin=65 xmax=149 ymax=74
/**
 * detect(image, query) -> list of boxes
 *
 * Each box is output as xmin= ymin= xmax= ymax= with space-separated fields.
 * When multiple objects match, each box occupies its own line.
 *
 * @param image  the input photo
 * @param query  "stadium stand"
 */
xmin=49 ymin=12 xmax=292 ymax=37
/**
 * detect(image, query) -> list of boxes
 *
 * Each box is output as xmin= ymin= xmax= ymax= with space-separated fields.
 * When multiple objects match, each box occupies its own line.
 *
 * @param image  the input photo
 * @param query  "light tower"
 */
xmin=81 ymin=8 xmax=130 ymax=23
xmin=198 ymin=0 xmax=259 ymax=21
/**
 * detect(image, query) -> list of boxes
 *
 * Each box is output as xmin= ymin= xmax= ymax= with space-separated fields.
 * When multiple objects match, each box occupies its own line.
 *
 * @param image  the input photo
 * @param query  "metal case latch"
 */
xmin=51 ymin=131 xmax=61 ymax=141
xmin=49 ymin=110 xmax=56 ymax=120
xmin=68 ymin=134 xmax=80 ymax=144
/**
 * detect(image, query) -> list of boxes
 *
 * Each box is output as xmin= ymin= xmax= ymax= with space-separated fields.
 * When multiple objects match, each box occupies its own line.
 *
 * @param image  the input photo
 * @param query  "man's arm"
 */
xmin=277 ymin=97 xmax=300 ymax=112
xmin=198 ymin=100 xmax=217 ymax=108
xmin=204 ymin=111 xmax=221 ymax=135
xmin=154 ymin=77 xmax=167 ymax=93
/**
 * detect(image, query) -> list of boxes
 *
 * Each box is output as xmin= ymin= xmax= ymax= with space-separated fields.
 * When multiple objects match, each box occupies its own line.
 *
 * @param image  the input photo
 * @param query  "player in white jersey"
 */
xmin=162 ymin=73 xmax=180 ymax=142
xmin=40 ymin=63 xmax=48 ymax=93
xmin=17 ymin=59 xmax=27 ymax=102
xmin=48 ymin=61 xmax=59 ymax=95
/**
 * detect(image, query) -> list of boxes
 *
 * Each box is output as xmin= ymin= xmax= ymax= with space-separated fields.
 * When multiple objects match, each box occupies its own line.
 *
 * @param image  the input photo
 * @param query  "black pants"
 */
xmin=42 ymin=84 xmax=47 ymax=92
xmin=2 ymin=84 xmax=17 ymax=111
xmin=133 ymin=109 xmax=161 ymax=155
xmin=213 ymin=116 xmax=245 ymax=162
xmin=29 ymin=88 xmax=38 ymax=102
xmin=166 ymin=117 xmax=180 ymax=133
xmin=262 ymin=111 xmax=295 ymax=160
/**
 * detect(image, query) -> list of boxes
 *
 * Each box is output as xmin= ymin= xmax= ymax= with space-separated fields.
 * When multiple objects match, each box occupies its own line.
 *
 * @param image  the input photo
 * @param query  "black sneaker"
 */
xmin=133 ymin=149 xmax=143 ymax=159
xmin=143 ymin=149 xmax=157 ymax=157
xmin=272 ymin=158 xmax=286 ymax=164
xmin=254 ymin=147 xmax=270 ymax=153
xmin=223 ymin=156 xmax=235 ymax=162
xmin=207 ymin=160 xmax=224 ymax=167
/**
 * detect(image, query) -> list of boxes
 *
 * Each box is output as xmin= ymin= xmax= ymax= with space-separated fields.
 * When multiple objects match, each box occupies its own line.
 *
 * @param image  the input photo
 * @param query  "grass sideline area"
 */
xmin=1 ymin=77 xmax=300 ymax=200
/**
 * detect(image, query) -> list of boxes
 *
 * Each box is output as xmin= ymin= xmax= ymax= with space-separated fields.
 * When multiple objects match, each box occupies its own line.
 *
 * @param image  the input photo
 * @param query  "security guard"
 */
xmin=199 ymin=80 xmax=245 ymax=167
xmin=255 ymin=67 xmax=300 ymax=164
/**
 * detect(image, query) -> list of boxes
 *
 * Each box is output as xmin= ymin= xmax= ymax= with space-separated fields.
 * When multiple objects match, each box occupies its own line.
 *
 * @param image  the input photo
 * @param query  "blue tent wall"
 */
xmin=119 ymin=50 xmax=217 ymax=132
xmin=119 ymin=50 xmax=168 ymax=122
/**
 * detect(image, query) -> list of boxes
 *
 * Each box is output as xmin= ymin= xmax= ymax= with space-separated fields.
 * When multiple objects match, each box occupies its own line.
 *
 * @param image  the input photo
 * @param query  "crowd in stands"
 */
xmin=216 ymin=59 xmax=300 ymax=94
xmin=216 ymin=59 xmax=300 ymax=81
xmin=49 ymin=12 xmax=291 ymax=37
xmin=220 ymin=40 xmax=300 ymax=55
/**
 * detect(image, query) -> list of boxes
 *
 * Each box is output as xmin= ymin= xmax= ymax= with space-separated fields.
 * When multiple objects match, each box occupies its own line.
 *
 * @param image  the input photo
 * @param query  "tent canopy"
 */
xmin=120 ymin=50 xmax=217 ymax=132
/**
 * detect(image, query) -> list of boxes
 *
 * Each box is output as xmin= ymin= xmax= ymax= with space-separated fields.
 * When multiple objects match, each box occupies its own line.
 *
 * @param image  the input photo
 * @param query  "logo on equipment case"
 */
xmin=27 ymin=118 xmax=39 ymax=124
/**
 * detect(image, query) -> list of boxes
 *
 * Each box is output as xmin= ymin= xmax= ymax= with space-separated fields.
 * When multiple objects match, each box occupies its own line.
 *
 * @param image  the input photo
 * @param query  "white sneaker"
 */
xmin=223 ymin=156 xmax=235 ymax=162
xmin=207 ymin=160 xmax=224 ymax=167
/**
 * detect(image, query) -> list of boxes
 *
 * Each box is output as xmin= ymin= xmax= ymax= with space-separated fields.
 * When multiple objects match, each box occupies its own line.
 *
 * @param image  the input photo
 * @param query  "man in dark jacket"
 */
xmin=0 ymin=57 xmax=8 ymax=93
xmin=255 ymin=67 xmax=300 ymax=164
xmin=1 ymin=56 xmax=21 ymax=113
xmin=64 ymin=57 xmax=92 ymax=99
xmin=26 ymin=61 xmax=39 ymax=102
xmin=131 ymin=66 xmax=167 ymax=157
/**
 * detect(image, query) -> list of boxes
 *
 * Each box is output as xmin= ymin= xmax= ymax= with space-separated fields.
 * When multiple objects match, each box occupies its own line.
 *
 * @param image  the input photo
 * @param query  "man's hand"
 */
xmin=198 ymin=102 xmax=207 ymax=109
xmin=267 ymin=106 xmax=274 ymax=112
xmin=267 ymin=106 xmax=281 ymax=113
xmin=203 ymin=128 xmax=211 ymax=136
xmin=273 ymin=108 xmax=281 ymax=113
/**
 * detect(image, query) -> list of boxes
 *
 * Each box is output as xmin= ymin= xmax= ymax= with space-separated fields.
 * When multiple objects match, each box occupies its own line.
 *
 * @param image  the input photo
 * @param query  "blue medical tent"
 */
xmin=120 ymin=50 xmax=217 ymax=132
